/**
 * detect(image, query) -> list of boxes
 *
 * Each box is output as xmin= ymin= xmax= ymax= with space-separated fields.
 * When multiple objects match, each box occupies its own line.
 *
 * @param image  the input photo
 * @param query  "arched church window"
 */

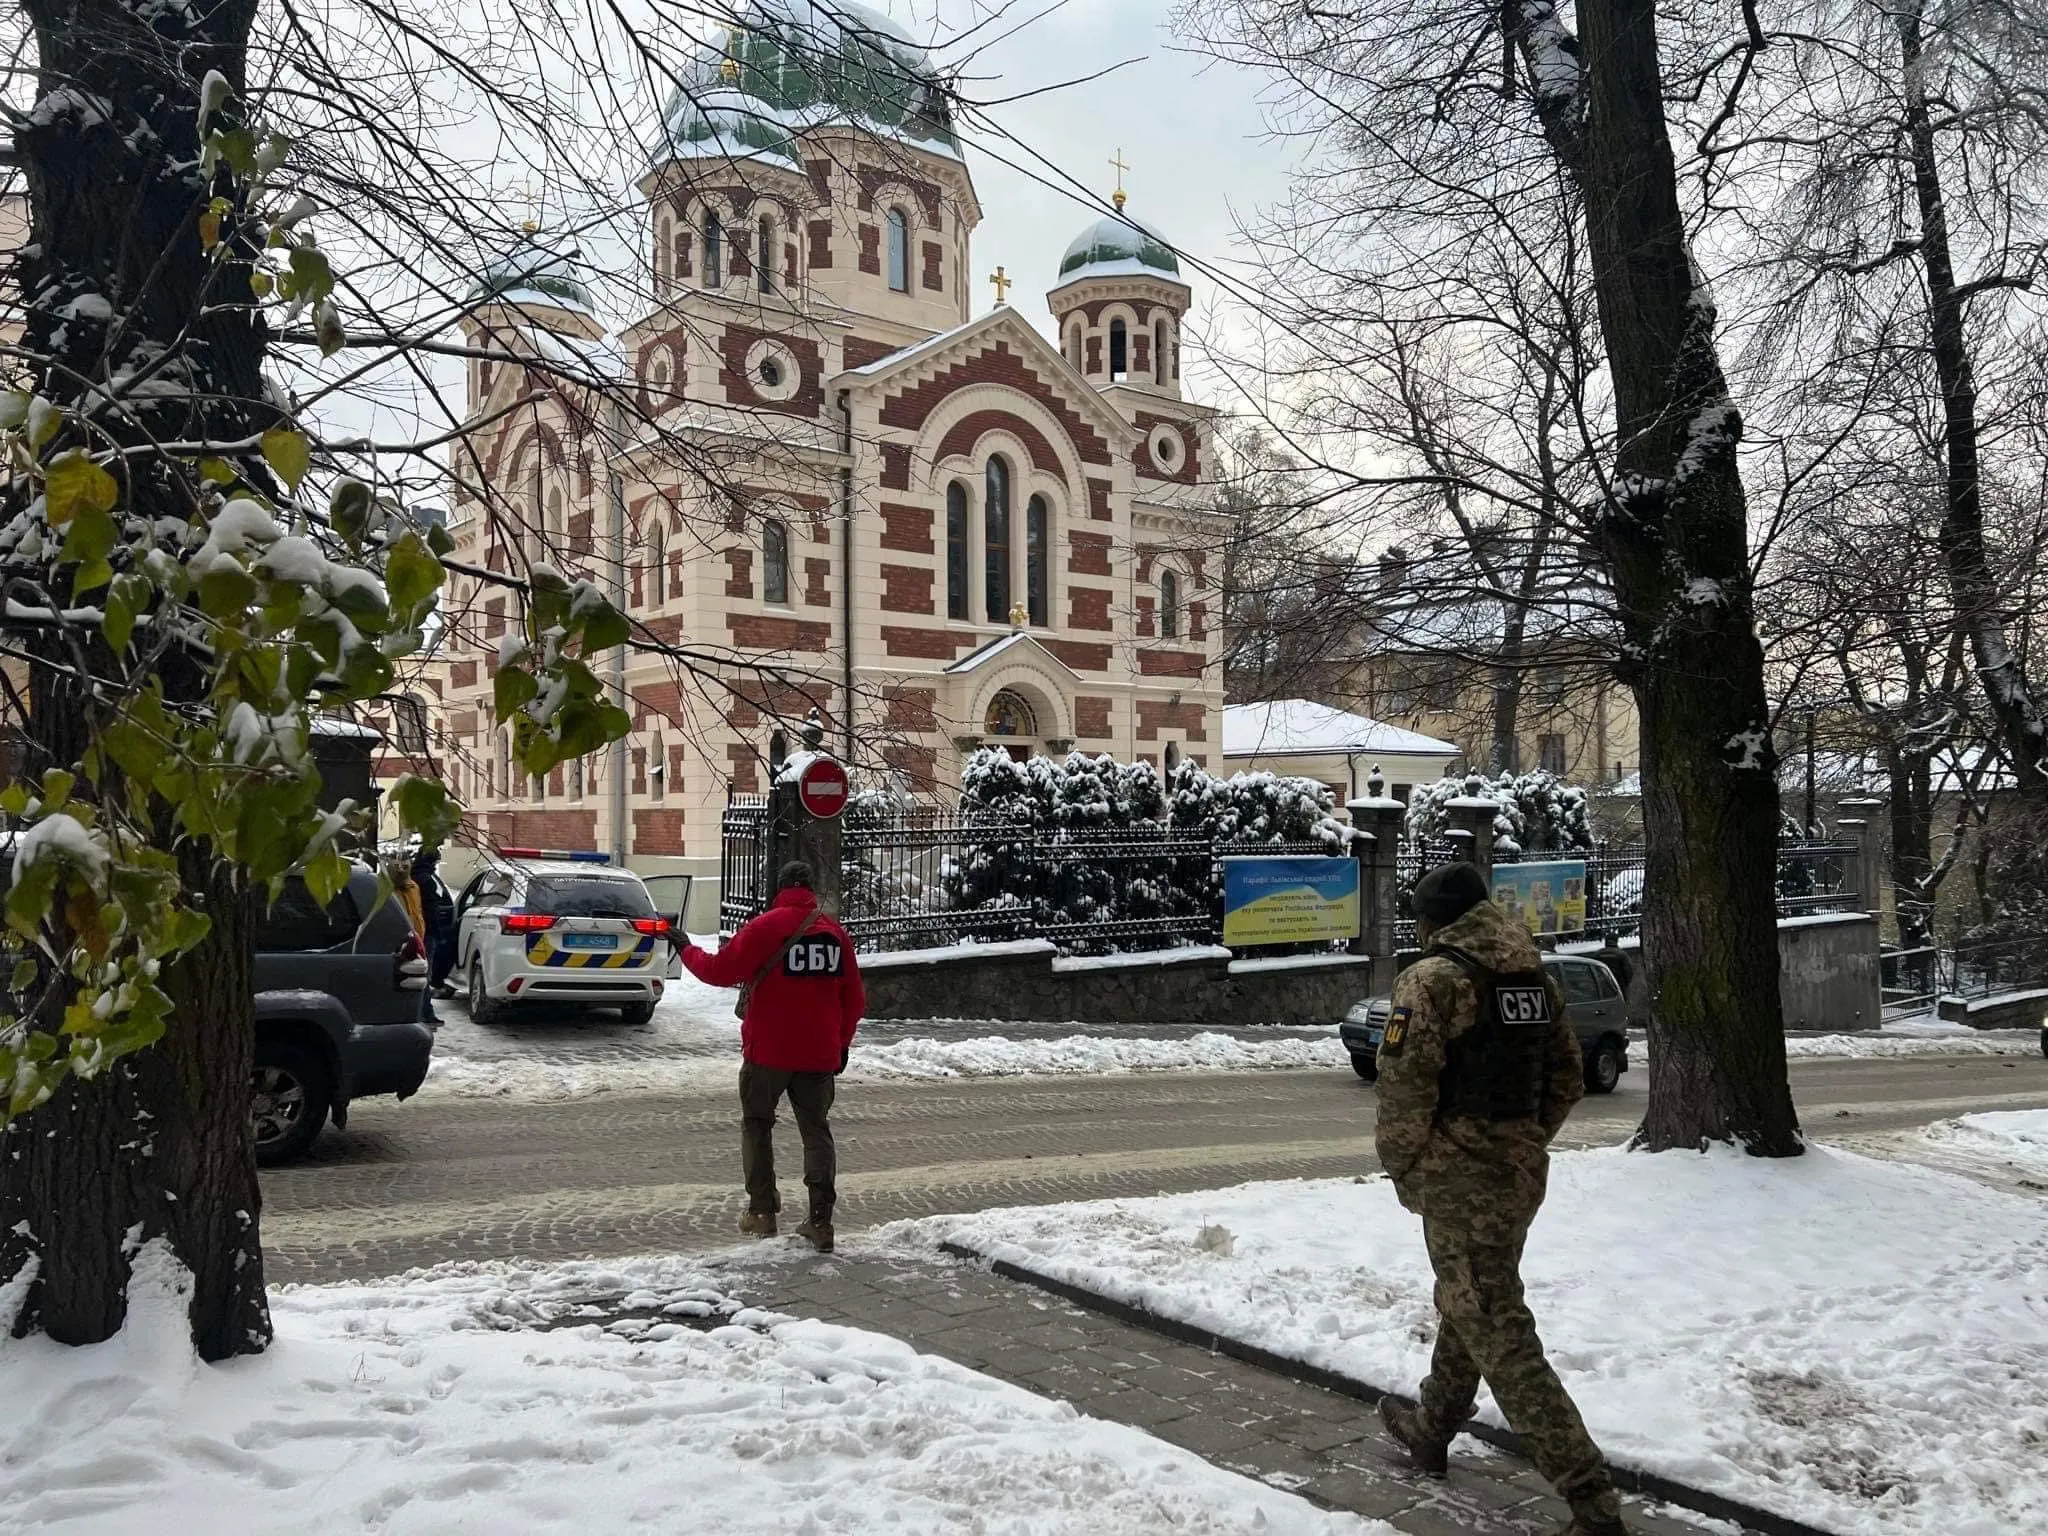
xmin=672 ymin=226 xmax=689 ymax=284
xmin=1109 ymin=318 xmax=1128 ymax=380
xmin=1025 ymin=494 xmax=1049 ymax=627
xmin=546 ymin=485 xmax=564 ymax=540
xmin=763 ymin=518 xmax=790 ymax=605
xmin=985 ymin=689 xmax=1036 ymax=739
xmin=945 ymin=481 xmax=969 ymax=621
xmin=1155 ymin=318 xmax=1170 ymax=383
xmin=1066 ymin=321 xmax=1083 ymax=369
xmin=984 ymin=455 xmax=1012 ymax=622
xmin=650 ymin=732 xmax=665 ymax=800
xmin=757 ymin=215 xmax=775 ymax=293
xmin=1160 ymin=568 xmax=1181 ymax=640
xmin=886 ymin=207 xmax=910 ymax=292
xmin=655 ymin=216 xmax=672 ymax=294
xmin=703 ymin=211 xmax=723 ymax=288
xmin=648 ymin=523 xmax=665 ymax=604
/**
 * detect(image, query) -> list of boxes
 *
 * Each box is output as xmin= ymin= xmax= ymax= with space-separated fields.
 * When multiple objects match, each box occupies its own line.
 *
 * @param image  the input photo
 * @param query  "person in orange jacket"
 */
xmin=679 ymin=860 xmax=864 ymax=1252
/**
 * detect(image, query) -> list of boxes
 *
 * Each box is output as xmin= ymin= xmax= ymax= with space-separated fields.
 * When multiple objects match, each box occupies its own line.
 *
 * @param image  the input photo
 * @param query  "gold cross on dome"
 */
xmin=1109 ymin=148 xmax=1129 ymax=210
xmin=988 ymin=264 xmax=1012 ymax=304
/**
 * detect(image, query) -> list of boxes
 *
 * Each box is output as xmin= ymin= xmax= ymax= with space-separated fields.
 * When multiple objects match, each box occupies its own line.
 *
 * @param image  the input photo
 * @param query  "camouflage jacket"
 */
xmin=1373 ymin=899 xmax=1583 ymax=1230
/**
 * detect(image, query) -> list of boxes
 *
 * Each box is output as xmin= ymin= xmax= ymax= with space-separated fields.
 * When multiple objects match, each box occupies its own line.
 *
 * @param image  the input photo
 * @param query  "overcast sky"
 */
xmin=929 ymin=0 xmax=1285 ymax=341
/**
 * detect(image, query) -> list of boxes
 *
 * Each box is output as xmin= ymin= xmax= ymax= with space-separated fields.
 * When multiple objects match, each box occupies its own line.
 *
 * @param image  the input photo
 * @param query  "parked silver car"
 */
xmin=1339 ymin=951 xmax=1638 ymax=1094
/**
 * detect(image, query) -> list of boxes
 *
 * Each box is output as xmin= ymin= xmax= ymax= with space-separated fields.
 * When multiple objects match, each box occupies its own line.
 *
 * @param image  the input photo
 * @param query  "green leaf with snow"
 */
xmin=261 ymin=428 xmax=310 ymax=493
xmin=302 ymin=847 xmax=350 ymax=909
xmin=44 ymin=452 xmax=117 ymax=527
xmin=578 ymin=602 xmax=629 ymax=654
xmin=383 ymin=530 xmax=441 ymax=614
xmin=390 ymin=775 xmax=461 ymax=849
xmin=329 ymin=478 xmax=372 ymax=548
xmin=60 ymin=506 xmax=117 ymax=598
xmin=493 ymin=665 xmax=537 ymax=720
xmin=197 ymin=564 xmax=258 ymax=619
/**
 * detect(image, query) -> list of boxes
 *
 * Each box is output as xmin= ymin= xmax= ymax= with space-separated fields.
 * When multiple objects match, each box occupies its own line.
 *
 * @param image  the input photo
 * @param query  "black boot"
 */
xmin=1377 ymin=1396 xmax=1449 ymax=1476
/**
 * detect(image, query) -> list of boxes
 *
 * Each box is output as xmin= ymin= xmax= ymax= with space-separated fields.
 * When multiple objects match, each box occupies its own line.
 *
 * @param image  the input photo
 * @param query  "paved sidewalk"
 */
xmin=712 ymin=1242 xmax=1731 ymax=1536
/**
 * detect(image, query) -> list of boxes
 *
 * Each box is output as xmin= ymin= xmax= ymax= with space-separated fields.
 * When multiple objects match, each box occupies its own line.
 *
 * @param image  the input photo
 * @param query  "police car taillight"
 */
xmin=630 ymin=918 xmax=671 ymax=936
xmin=500 ymin=913 xmax=558 ymax=933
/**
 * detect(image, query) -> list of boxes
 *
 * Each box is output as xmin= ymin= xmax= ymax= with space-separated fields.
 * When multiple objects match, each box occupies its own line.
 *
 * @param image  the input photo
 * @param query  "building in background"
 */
xmin=1221 ymin=700 xmax=1458 ymax=807
xmin=432 ymin=5 xmax=1226 ymax=914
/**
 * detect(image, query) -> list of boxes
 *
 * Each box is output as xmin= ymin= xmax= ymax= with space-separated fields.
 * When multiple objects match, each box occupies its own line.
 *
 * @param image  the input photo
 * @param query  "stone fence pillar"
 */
xmin=1348 ymin=790 xmax=1407 ymax=990
xmin=1443 ymin=784 xmax=1500 ymax=882
xmin=766 ymin=719 xmax=845 ymax=917
xmin=1836 ymin=795 xmax=1886 ymax=916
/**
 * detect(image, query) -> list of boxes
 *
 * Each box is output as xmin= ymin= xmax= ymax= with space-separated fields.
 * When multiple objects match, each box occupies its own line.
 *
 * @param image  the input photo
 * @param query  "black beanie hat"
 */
xmin=1411 ymin=861 xmax=1490 ymax=924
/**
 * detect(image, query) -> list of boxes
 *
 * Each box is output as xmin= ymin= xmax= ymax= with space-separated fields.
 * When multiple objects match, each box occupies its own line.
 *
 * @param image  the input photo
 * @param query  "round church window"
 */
xmin=745 ymin=338 xmax=802 ymax=402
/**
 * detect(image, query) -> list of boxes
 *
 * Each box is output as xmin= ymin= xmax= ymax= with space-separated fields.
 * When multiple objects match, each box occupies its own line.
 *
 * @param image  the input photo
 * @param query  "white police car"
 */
xmin=453 ymin=850 xmax=672 ymax=1024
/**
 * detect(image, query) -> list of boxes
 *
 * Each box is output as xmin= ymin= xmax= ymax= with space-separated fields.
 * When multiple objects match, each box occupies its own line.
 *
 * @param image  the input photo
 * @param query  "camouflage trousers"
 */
xmin=1416 ymin=1211 xmax=1621 ymax=1522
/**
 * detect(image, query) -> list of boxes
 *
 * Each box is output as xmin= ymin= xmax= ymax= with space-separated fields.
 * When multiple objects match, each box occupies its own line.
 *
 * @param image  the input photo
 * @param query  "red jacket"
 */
xmin=682 ymin=889 xmax=865 ymax=1072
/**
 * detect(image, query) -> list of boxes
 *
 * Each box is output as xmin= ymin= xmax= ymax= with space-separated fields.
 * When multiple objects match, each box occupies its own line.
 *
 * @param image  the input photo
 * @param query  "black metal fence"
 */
xmin=1394 ymin=840 xmax=1856 ymax=950
xmin=718 ymin=791 xmax=772 ymax=937
xmin=720 ymin=799 xmax=1360 ymax=955
xmin=1882 ymin=934 xmax=2048 ymax=1014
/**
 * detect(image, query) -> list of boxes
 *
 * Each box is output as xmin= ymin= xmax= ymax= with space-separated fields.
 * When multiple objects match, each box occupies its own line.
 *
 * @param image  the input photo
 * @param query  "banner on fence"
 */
xmin=1221 ymin=857 xmax=1360 ymax=946
xmin=1492 ymin=860 xmax=1588 ymax=936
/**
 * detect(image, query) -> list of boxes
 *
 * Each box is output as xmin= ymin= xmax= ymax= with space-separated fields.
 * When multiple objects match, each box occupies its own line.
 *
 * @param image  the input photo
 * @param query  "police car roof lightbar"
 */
xmin=499 ymin=848 xmax=612 ymax=864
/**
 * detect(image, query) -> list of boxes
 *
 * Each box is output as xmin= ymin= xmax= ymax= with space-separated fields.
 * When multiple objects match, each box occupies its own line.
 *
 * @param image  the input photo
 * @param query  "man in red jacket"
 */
xmin=680 ymin=860 xmax=865 ymax=1252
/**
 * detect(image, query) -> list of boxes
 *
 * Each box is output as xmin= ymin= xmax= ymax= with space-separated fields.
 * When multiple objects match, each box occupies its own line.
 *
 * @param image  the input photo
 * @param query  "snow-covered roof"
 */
xmin=650 ymin=0 xmax=961 ymax=169
xmin=1052 ymin=211 xmax=1184 ymax=291
xmin=653 ymin=85 xmax=803 ymax=173
xmin=468 ymin=232 xmax=598 ymax=316
xmin=943 ymin=629 xmax=1077 ymax=677
xmin=1222 ymin=700 xmax=1458 ymax=761
xmin=311 ymin=715 xmax=383 ymax=739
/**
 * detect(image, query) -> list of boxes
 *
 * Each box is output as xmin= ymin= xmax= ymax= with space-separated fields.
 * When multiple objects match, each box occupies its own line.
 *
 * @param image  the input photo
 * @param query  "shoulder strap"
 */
xmin=1423 ymin=942 xmax=1496 ymax=990
xmin=751 ymin=910 xmax=822 ymax=989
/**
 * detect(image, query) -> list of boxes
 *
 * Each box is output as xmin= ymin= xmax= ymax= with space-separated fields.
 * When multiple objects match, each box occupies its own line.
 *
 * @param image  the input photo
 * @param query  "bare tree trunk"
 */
xmin=1887 ymin=746 xmax=1936 ymax=948
xmin=1513 ymin=0 xmax=1801 ymax=1154
xmin=1899 ymin=2 xmax=2048 ymax=803
xmin=2 ymin=0 xmax=274 ymax=1356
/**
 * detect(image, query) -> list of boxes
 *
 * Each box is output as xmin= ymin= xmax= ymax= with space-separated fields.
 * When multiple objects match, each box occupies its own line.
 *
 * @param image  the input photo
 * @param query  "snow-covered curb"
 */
xmin=1922 ymin=1107 xmax=2048 ymax=1177
xmin=1782 ymin=1028 xmax=2038 ymax=1058
xmin=894 ymin=1145 xmax=2048 ymax=1536
xmin=421 ymin=1029 xmax=1349 ymax=1100
xmin=851 ymin=1030 xmax=1347 ymax=1080
xmin=0 ymin=1254 xmax=1384 ymax=1535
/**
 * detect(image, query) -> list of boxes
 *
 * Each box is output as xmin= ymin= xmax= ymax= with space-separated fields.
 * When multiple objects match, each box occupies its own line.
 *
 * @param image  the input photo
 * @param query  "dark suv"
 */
xmin=253 ymin=867 xmax=435 ymax=1163
xmin=1339 ymin=952 xmax=1636 ymax=1094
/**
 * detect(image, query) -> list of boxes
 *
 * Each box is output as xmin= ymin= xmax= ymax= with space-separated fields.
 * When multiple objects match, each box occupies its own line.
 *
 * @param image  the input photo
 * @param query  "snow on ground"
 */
xmin=852 ymin=1030 xmax=1348 ymax=1080
xmin=1922 ymin=1107 xmax=2048 ymax=1178
xmin=0 ymin=1252 xmax=1383 ymax=1536
xmin=899 ymin=1144 xmax=2048 ymax=1536
xmin=1782 ymin=1028 xmax=2038 ymax=1059
xmin=422 ymin=1025 xmax=1349 ymax=1099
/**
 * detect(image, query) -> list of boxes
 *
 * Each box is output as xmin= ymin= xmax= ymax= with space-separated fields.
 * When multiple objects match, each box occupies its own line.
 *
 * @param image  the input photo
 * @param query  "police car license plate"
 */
xmin=1365 ymin=1024 xmax=1385 ymax=1046
xmin=561 ymin=933 xmax=617 ymax=951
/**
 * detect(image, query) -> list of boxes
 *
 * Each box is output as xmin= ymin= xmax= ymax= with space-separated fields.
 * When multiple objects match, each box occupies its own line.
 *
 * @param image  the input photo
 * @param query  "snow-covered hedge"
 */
xmin=935 ymin=749 xmax=1348 ymax=952
xmin=1404 ymin=769 xmax=1593 ymax=855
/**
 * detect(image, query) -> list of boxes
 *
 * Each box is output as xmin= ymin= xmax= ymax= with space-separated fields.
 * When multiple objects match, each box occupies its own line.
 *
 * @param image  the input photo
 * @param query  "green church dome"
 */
xmin=469 ymin=231 xmax=597 ymax=315
xmin=655 ymin=1 xmax=959 ymax=165
xmin=1055 ymin=212 xmax=1182 ymax=284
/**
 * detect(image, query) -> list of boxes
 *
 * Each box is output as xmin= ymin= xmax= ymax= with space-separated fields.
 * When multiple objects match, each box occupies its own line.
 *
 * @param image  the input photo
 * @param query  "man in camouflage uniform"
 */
xmin=1374 ymin=861 xmax=1628 ymax=1536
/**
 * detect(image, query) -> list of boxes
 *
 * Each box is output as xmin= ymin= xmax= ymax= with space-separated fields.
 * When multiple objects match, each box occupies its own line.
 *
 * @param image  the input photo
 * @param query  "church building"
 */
xmin=433 ymin=2 xmax=1226 ymax=902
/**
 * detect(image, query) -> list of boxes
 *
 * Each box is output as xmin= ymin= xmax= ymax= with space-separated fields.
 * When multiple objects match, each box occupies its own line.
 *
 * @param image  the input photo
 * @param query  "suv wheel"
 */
xmin=619 ymin=1000 xmax=656 ymax=1026
xmin=468 ymin=959 xmax=506 ymax=1025
xmin=252 ymin=1038 xmax=333 ymax=1166
xmin=1349 ymin=1050 xmax=1378 ymax=1083
xmin=1583 ymin=1038 xmax=1624 ymax=1095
